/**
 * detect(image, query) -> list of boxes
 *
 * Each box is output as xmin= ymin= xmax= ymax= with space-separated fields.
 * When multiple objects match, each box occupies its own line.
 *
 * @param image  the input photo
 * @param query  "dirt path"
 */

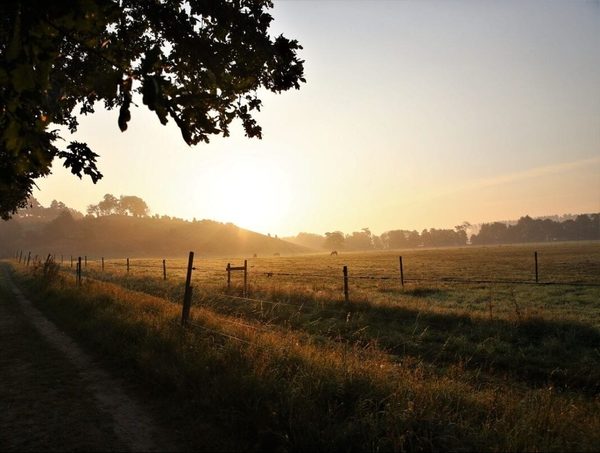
xmin=0 ymin=265 xmax=177 ymax=451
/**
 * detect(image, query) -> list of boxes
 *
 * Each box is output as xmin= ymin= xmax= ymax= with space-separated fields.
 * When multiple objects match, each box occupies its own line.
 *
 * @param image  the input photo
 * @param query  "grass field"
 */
xmin=63 ymin=240 xmax=600 ymax=284
xmin=7 ymin=241 xmax=600 ymax=451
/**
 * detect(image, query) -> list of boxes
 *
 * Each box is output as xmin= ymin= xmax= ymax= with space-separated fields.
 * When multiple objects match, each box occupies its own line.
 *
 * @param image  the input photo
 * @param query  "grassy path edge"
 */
xmin=0 ymin=263 xmax=177 ymax=452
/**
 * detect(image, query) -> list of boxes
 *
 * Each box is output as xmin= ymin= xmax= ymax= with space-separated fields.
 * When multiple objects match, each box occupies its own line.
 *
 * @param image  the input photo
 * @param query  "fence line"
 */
xmin=12 ymin=250 xmax=600 ymax=352
xmin=214 ymin=284 xmax=350 ymax=324
xmin=258 ymin=271 xmax=343 ymax=281
xmin=211 ymin=293 xmax=353 ymax=319
xmin=11 ymin=250 xmax=600 ymax=294
xmin=401 ymin=277 xmax=600 ymax=287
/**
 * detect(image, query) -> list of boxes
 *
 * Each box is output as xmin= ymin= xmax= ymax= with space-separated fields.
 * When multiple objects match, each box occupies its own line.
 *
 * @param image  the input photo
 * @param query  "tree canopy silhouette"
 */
xmin=87 ymin=193 xmax=149 ymax=217
xmin=0 ymin=0 xmax=305 ymax=219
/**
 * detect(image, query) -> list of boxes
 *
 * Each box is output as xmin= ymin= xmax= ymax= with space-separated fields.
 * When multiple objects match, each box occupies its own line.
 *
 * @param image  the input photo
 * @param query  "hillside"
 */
xmin=0 ymin=213 xmax=309 ymax=259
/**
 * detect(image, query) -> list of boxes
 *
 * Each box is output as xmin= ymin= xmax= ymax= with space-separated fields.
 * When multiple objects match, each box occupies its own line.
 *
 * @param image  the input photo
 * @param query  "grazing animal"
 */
xmin=330 ymin=250 xmax=338 ymax=256
xmin=266 ymin=272 xmax=273 ymax=278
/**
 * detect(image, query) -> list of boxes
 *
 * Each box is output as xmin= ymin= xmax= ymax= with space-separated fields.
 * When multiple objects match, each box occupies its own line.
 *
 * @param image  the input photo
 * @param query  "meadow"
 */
xmin=8 ymin=241 xmax=600 ymax=451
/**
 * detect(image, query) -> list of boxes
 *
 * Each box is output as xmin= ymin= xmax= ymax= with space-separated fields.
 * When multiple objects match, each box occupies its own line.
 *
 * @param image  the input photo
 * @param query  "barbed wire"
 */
xmin=186 ymin=320 xmax=254 ymax=345
xmin=207 ymin=293 xmax=361 ymax=320
xmin=255 ymin=271 xmax=341 ymax=280
xmin=211 ymin=293 xmax=326 ymax=311
xmin=169 ymin=319 xmax=254 ymax=345
xmin=13 ymin=255 xmax=600 ymax=288
xmin=402 ymin=277 xmax=600 ymax=287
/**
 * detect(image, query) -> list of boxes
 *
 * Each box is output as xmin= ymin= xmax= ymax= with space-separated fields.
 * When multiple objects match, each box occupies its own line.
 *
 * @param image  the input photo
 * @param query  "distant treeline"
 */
xmin=1 ymin=196 xmax=598 ymax=257
xmin=286 ymin=226 xmax=469 ymax=251
xmin=471 ymin=214 xmax=600 ymax=245
xmin=0 ymin=196 xmax=306 ymax=258
xmin=285 ymin=214 xmax=600 ymax=250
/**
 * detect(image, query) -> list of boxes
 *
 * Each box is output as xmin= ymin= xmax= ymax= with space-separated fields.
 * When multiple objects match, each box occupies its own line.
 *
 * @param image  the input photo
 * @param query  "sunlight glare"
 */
xmin=196 ymin=154 xmax=291 ymax=235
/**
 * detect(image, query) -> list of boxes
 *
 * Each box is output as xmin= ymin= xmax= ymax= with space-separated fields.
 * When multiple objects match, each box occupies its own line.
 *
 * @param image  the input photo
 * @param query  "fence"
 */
xmin=14 ymin=248 xmax=600 ymax=288
xmin=12 ymin=247 xmax=600 ymax=317
xmin=10 ymin=247 xmax=600 ymax=347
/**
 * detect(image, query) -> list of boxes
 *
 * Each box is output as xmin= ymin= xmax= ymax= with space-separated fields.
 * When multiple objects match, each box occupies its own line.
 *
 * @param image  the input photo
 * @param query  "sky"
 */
xmin=34 ymin=0 xmax=600 ymax=237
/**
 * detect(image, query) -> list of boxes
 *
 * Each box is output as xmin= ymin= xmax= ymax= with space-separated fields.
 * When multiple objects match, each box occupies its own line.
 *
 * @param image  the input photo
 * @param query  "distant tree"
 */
xmin=0 ymin=0 xmax=305 ymax=219
xmin=371 ymin=234 xmax=384 ymax=250
xmin=97 ymin=194 xmax=119 ymax=216
xmin=119 ymin=195 xmax=149 ymax=217
xmin=420 ymin=229 xmax=431 ymax=247
xmin=406 ymin=230 xmax=421 ymax=247
xmin=16 ymin=197 xmax=44 ymax=218
xmin=49 ymin=200 xmax=66 ymax=211
xmin=86 ymin=204 xmax=100 ymax=218
xmin=324 ymin=231 xmax=345 ymax=251
xmin=471 ymin=222 xmax=508 ymax=245
xmin=289 ymin=232 xmax=326 ymax=250
xmin=454 ymin=221 xmax=471 ymax=243
xmin=454 ymin=228 xmax=468 ymax=246
xmin=471 ymin=214 xmax=600 ymax=245
xmin=44 ymin=210 xmax=76 ymax=240
xmin=383 ymin=229 xmax=413 ymax=249
xmin=573 ymin=214 xmax=596 ymax=240
xmin=345 ymin=228 xmax=373 ymax=251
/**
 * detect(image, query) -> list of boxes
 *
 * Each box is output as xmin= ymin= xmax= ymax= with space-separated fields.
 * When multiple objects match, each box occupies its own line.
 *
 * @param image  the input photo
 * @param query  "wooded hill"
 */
xmin=1 ymin=196 xmax=598 ymax=258
xmin=0 ymin=210 xmax=307 ymax=259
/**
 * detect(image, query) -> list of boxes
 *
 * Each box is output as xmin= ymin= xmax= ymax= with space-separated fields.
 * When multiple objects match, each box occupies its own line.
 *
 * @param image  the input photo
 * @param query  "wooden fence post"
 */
xmin=70 ymin=255 xmax=73 ymax=268
xmin=227 ymin=263 xmax=231 ymax=289
xmin=61 ymin=254 xmax=63 ymax=264
xmin=343 ymin=265 xmax=349 ymax=303
xmin=77 ymin=257 xmax=82 ymax=287
xmin=127 ymin=258 xmax=130 ymax=273
xmin=102 ymin=257 xmax=105 ymax=272
xmin=244 ymin=259 xmax=248 ymax=297
xmin=181 ymin=251 xmax=195 ymax=326
xmin=18 ymin=250 xmax=22 ymax=263
xmin=26 ymin=252 xmax=31 ymax=267
xmin=534 ymin=251 xmax=538 ymax=283
xmin=399 ymin=256 xmax=404 ymax=288
xmin=163 ymin=259 xmax=167 ymax=280
xmin=84 ymin=255 xmax=87 ymax=267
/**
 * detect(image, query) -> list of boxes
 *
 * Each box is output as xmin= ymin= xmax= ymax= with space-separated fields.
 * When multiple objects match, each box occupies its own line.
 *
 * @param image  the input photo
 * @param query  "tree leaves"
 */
xmin=142 ymin=76 xmax=159 ymax=111
xmin=0 ymin=0 xmax=305 ymax=219
xmin=11 ymin=64 xmax=36 ymax=92
xmin=118 ymin=77 xmax=132 ymax=131
xmin=118 ymin=100 xmax=131 ymax=131
xmin=57 ymin=142 xmax=103 ymax=183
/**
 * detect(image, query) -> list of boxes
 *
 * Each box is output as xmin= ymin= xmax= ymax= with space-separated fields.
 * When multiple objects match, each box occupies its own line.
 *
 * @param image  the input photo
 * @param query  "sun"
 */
xmin=196 ymin=153 xmax=292 ymax=235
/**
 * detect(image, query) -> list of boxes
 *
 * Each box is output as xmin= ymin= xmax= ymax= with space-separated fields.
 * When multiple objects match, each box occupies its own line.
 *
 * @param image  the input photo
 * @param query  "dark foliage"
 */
xmin=0 ymin=0 xmax=305 ymax=219
xmin=471 ymin=214 xmax=600 ymax=245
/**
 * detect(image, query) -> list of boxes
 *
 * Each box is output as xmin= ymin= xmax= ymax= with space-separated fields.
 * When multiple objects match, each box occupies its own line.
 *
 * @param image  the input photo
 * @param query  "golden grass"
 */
xmin=10 ymin=258 xmax=600 ymax=451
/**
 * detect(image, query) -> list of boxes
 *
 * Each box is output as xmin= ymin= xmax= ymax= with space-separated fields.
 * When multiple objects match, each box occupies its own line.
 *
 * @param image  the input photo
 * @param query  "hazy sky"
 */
xmin=35 ymin=0 xmax=600 ymax=236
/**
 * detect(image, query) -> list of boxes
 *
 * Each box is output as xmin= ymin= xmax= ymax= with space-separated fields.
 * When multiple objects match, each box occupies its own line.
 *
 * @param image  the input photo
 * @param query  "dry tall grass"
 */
xmin=10 ymin=252 xmax=600 ymax=451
